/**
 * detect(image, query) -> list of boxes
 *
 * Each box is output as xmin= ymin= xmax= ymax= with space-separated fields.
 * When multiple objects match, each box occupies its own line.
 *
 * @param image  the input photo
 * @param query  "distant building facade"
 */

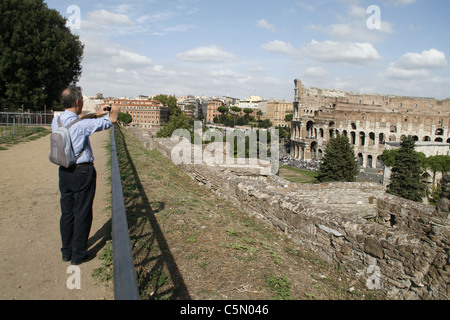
xmin=263 ymin=99 xmax=293 ymax=128
xmin=290 ymin=79 xmax=450 ymax=168
xmin=98 ymin=99 xmax=169 ymax=127
xmin=206 ymin=99 xmax=224 ymax=123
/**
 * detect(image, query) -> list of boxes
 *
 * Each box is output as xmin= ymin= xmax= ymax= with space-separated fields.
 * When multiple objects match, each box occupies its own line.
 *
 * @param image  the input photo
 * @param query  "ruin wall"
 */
xmin=130 ymin=127 xmax=450 ymax=300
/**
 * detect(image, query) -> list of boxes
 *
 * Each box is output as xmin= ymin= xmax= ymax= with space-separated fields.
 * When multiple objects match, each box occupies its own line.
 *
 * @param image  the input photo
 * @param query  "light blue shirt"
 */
xmin=51 ymin=111 xmax=113 ymax=164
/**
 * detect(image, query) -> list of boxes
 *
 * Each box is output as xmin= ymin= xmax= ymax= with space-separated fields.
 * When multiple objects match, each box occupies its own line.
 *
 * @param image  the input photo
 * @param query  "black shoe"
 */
xmin=71 ymin=252 xmax=95 ymax=266
xmin=62 ymin=255 xmax=72 ymax=262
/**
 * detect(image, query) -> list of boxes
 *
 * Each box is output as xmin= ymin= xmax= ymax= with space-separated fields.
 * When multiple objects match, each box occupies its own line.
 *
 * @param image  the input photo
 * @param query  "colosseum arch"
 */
xmin=367 ymin=155 xmax=373 ymax=168
xmin=369 ymin=132 xmax=376 ymax=146
xmin=351 ymin=132 xmax=356 ymax=145
xmin=358 ymin=153 xmax=364 ymax=167
xmin=311 ymin=141 xmax=318 ymax=159
xmin=306 ymin=121 xmax=315 ymax=138
xmin=359 ymin=132 xmax=366 ymax=146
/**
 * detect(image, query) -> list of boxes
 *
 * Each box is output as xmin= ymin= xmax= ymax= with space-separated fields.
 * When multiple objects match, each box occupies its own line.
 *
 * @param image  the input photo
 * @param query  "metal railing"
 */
xmin=0 ymin=112 xmax=54 ymax=138
xmin=110 ymin=126 xmax=140 ymax=300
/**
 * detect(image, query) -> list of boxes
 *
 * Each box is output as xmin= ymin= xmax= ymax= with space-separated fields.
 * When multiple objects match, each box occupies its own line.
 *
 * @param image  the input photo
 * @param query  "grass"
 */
xmin=279 ymin=165 xmax=319 ymax=183
xmin=0 ymin=126 xmax=50 ymax=149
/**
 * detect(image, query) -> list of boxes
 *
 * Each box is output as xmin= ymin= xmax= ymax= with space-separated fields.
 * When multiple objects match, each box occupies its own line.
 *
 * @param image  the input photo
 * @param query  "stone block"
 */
xmin=365 ymin=237 xmax=384 ymax=259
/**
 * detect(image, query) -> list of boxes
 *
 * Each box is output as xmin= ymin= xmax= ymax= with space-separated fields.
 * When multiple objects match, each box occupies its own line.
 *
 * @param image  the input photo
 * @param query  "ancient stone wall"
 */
xmin=130 ymin=127 xmax=450 ymax=300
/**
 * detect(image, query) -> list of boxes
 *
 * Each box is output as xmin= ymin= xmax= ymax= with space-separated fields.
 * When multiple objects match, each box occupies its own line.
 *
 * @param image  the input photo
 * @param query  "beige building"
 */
xmin=206 ymin=99 xmax=224 ymax=123
xmin=263 ymin=99 xmax=293 ymax=128
xmin=290 ymin=79 xmax=450 ymax=168
xmin=98 ymin=99 xmax=169 ymax=127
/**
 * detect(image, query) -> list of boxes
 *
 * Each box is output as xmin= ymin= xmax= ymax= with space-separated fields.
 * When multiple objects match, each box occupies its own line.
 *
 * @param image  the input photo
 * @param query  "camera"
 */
xmin=104 ymin=105 xmax=112 ymax=112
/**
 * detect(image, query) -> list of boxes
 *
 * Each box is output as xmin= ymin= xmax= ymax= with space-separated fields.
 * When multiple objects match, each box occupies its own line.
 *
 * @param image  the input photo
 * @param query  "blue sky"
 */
xmin=44 ymin=0 xmax=449 ymax=100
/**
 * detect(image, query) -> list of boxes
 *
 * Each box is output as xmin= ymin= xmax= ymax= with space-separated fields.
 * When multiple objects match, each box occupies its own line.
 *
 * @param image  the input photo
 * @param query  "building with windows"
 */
xmin=290 ymin=79 xmax=450 ymax=168
xmin=98 ymin=99 xmax=169 ymax=127
xmin=263 ymin=99 xmax=293 ymax=128
xmin=206 ymin=99 xmax=224 ymax=123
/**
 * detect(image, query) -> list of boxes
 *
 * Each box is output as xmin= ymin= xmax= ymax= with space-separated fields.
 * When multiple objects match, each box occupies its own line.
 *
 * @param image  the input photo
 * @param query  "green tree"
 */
xmin=153 ymin=95 xmax=180 ymax=119
xmin=218 ymin=106 xmax=229 ymax=115
xmin=243 ymin=108 xmax=254 ymax=119
xmin=258 ymin=119 xmax=272 ymax=128
xmin=284 ymin=114 xmax=293 ymax=122
xmin=118 ymin=112 xmax=132 ymax=125
xmin=156 ymin=111 xmax=191 ymax=138
xmin=387 ymin=136 xmax=426 ymax=202
xmin=424 ymin=155 xmax=450 ymax=186
xmin=316 ymin=134 xmax=358 ymax=183
xmin=0 ymin=0 xmax=84 ymax=111
xmin=379 ymin=149 xmax=398 ymax=167
xmin=230 ymin=106 xmax=241 ymax=113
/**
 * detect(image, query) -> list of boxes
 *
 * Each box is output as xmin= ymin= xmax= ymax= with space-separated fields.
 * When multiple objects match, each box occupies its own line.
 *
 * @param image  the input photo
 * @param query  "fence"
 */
xmin=110 ymin=125 xmax=140 ymax=300
xmin=0 ymin=112 xmax=54 ymax=138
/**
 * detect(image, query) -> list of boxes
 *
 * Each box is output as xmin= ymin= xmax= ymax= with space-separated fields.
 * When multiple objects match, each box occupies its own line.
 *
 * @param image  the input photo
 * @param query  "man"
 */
xmin=52 ymin=86 xmax=120 ymax=265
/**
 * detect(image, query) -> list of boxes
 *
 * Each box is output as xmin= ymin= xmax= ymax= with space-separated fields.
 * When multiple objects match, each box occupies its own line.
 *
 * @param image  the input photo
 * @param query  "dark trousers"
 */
xmin=59 ymin=165 xmax=97 ymax=262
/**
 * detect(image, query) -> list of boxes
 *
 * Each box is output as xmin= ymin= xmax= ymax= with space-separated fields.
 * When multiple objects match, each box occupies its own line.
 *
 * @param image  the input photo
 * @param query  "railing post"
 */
xmin=110 ymin=125 xmax=140 ymax=300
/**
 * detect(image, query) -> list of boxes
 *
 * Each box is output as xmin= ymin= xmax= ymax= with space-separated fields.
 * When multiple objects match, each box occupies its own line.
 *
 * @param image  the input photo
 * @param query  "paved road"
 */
xmin=0 ymin=129 xmax=114 ymax=300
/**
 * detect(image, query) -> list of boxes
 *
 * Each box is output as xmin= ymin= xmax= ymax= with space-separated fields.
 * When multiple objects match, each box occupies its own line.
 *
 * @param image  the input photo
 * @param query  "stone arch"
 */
xmin=359 ymin=132 xmax=366 ymax=146
xmin=357 ymin=153 xmax=364 ymax=167
xmin=318 ymin=149 xmax=323 ymax=160
xmin=379 ymin=133 xmax=385 ymax=144
xmin=376 ymin=156 xmax=384 ymax=169
xmin=351 ymin=131 xmax=356 ymax=145
xmin=367 ymin=155 xmax=373 ymax=168
xmin=306 ymin=121 xmax=315 ymax=138
xmin=369 ymin=132 xmax=376 ymax=146
xmin=311 ymin=141 xmax=318 ymax=160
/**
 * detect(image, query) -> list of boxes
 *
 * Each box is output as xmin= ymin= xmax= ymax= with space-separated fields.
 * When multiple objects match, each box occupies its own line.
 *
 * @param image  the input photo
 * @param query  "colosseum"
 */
xmin=290 ymin=79 xmax=450 ymax=169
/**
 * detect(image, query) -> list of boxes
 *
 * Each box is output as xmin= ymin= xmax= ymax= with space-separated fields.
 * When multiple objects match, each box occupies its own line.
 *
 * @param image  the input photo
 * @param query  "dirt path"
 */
xmin=0 ymin=129 xmax=114 ymax=300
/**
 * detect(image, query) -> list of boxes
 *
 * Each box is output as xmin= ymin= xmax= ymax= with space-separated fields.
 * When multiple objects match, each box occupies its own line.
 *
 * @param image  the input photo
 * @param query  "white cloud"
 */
xmin=304 ymin=40 xmax=381 ymax=63
xmin=308 ymin=4 xmax=394 ymax=43
xmin=303 ymin=67 xmax=329 ymax=78
xmin=389 ymin=0 xmax=416 ymax=5
xmin=261 ymin=40 xmax=298 ymax=55
xmin=176 ymin=46 xmax=237 ymax=63
xmin=383 ymin=49 xmax=447 ymax=81
xmin=256 ymin=19 xmax=276 ymax=32
xmin=87 ymin=9 xmax=135 ymax=26
xmin=384 ymin=65 xmax=430 ymax=79
xmin=163 ymin=24 xmax=194 ymax=32
xmin=210 ymin=69 xmax=241 ymax=77
xmin=395 ymin=49 xmax=447 ymax=70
